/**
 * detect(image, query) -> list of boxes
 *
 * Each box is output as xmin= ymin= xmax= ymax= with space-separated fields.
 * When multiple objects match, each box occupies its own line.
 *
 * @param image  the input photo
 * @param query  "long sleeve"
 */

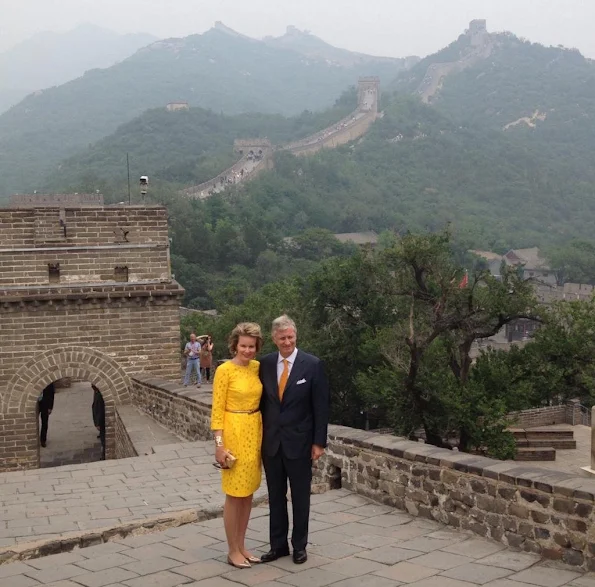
xmin=46 ymin=384 xmax=55 ymax=411
xmin=210 ymin=365 xmax=229 ymax=430
xmin=312 ymin=359 xmax=330 ymax=448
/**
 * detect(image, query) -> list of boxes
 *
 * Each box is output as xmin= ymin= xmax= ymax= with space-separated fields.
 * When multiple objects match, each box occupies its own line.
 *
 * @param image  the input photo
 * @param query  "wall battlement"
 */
xmin=9 ymin=193 xmax=104 ymax=207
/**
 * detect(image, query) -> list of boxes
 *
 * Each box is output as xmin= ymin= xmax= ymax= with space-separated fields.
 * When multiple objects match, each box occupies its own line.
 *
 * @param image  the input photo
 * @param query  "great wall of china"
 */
xmin=416 ymin=19 xmax=494 ymax=103
xmin=182 ymin=77 xmax=381 ymax=199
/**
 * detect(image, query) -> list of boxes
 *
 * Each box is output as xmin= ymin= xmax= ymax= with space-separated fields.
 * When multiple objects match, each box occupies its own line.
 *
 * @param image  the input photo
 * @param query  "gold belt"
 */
xmin=226 ymin=408 xmax=260 ymax=414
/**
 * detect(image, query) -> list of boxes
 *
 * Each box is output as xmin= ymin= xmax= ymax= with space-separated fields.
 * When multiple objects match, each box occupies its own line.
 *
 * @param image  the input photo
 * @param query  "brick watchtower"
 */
xmin=357 ymin=77 xmax=381 ymax=113
xmin=0 ymin=206 xmax=184 ymax=471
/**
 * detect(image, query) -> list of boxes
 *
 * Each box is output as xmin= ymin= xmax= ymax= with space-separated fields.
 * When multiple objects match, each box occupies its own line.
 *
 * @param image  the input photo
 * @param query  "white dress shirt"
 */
xmin=277 ymin=347 xmax=298 ymax=383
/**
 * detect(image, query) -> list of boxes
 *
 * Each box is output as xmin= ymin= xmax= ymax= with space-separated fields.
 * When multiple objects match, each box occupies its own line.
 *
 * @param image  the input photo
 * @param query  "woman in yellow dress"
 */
xmin=211 ymin=322 xmax=263 ymax=569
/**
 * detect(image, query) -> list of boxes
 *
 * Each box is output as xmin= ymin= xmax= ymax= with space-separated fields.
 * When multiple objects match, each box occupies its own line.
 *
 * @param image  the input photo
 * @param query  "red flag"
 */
xmin=458 ymin=271 xmax=469 ymax=289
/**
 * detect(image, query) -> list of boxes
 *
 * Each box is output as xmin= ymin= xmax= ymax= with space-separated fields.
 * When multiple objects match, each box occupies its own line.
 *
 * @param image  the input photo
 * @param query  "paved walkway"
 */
xmin=0 ymin=441 xmax=266 ymax=550
xmin=1 ymin=489 xmax=594 ymax=587
xmin=524 ymin=425 xmax=592 ymax=478
xmin=116 ymin=406 xmax=182 ymax=457
xmin=40 ymin=383 xmax=103 ymax=468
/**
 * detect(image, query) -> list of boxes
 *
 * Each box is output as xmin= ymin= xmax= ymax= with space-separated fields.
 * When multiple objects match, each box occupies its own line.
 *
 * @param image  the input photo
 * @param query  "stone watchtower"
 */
xmin=0 ymin=205 xmax=184 ymax=471
xmin=357 ymin=77 xmax=380 ymax=113
xmin=468 ymin=19 xmax=489 ymax=46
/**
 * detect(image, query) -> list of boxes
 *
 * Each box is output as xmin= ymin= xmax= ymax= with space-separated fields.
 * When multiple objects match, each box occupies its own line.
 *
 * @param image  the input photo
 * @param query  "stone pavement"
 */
xmin=40 ymin=383 xmax=103 ymax=469
xmin=116 ymin=406 xmax=182 ymax=457
xmin=1 ymin=489 xmax=594 ymax=587
xmin=524 ymin=425 xmax=592 ymax=478
xmin=0 ymin=441 xmax=267 ymax=550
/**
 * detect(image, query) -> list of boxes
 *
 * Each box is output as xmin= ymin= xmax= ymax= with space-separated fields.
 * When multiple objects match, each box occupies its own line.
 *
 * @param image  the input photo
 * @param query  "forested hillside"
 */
xmin=43 ymin=90 xmax=357 ymax=191
xmin=123 ymin=92 xmax=589 ymax=310
xmin=398 ymin=31 xmax=595 ymax=181
xmin=0 ymin=26 xmax=406 ymax=196
xmin=8 ymin=23 xmax=595 ymax=309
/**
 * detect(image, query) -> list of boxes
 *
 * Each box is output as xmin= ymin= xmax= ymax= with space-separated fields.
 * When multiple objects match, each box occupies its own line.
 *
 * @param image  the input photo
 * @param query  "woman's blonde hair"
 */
xmin=228 ymin=322 xmax=263 ymax=355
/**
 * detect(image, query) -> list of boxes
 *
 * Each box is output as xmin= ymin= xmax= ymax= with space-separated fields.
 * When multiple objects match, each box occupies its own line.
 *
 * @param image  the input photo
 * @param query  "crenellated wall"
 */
xmin=181 ymin=77 xmax=380 ymax=199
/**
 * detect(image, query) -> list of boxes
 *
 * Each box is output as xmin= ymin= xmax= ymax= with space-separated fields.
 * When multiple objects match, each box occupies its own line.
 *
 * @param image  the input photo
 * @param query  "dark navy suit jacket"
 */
xmin=259 ymin=350 xmax=330 ymax=460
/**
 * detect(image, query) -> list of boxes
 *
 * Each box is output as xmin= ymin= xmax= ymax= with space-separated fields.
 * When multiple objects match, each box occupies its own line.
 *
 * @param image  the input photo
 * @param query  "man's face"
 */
xmin=272 ymin=328 xmax=297 ymax=358
xmin=190 ymin=334 xmax=196 ymax=343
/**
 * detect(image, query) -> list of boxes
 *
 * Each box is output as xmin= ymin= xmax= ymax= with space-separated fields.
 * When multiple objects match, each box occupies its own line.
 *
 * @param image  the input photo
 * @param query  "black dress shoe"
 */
xmin=260 ymin=548 xmax=290 ymax=563
xmin=293 ymin=550 xmax=307 ymax=564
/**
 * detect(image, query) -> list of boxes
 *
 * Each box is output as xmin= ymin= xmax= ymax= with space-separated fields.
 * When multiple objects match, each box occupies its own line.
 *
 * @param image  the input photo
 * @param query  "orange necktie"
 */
xmin=278 ymin=359 xmax=289 ymax=401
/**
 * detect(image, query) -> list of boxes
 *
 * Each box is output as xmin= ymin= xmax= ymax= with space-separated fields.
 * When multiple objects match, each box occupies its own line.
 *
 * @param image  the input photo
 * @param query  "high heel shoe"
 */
xmin=227 ymin=556 xmax=251 ymax=569
xmin=245 ymin=555 xmax=262 ymax=564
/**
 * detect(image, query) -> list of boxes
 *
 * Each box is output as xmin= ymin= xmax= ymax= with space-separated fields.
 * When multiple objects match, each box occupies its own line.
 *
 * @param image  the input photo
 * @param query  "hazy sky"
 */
xmin=1 ymin=0 xmax=593 ymax=58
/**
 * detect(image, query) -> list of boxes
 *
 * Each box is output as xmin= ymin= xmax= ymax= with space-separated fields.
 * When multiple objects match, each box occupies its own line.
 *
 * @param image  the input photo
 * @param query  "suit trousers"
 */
xmin=39 ymin=409 xmax=49 ymax=443
xmin=263 ymin=448 xmax=312 ymax=552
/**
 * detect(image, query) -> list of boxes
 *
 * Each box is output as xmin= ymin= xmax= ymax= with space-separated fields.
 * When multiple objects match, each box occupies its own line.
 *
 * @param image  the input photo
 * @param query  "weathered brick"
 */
xmin=0 ymin=206 xmax=183 ymax=472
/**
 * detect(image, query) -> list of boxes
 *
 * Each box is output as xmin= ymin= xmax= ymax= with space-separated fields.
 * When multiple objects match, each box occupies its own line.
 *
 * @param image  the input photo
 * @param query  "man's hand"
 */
xmin=311 ymin=445 xmax=325 ymax=461
xmin=48 ymin=410 xmax=52 ymax=415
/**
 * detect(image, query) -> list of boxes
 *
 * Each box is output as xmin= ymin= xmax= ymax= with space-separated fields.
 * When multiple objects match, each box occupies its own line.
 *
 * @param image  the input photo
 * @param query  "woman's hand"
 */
xmin=215 ymin=445 xmax=230 ymax=467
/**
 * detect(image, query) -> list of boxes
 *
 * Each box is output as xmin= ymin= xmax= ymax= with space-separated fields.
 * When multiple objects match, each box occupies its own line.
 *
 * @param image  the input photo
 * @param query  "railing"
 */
xmin=572 ymin=403 xmax=592 ymax=427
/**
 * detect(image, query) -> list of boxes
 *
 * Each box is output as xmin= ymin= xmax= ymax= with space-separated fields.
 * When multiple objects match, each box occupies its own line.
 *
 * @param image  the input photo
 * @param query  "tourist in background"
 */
xmin=92 ymin=384 xmax=106 ymax=460
xmin=183 ymin=333 xmax=202 ymax=387
xmin=259 ymin=315 xmax=330 ymax=565
xmin=200 ymin=334 xmax=214 ymax=383
xmin=38 ymin=382 xmax=55 ymax=448
xmin=211 ymin=323 xmax=263 ymax=569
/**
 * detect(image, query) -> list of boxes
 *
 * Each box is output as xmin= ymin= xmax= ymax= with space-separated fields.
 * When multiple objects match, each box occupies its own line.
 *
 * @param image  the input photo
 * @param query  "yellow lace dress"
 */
xmin=210 ymin=360 xmax=263 ymax=497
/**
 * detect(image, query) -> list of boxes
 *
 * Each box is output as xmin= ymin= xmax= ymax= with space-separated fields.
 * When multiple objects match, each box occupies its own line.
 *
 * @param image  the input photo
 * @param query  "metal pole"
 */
xmin=127 ymin=153 xmax=131 ymax=204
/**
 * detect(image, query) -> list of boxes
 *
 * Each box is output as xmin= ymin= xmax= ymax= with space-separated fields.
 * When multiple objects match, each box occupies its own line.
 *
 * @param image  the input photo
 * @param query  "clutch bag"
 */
xmin=225 ymin=453 xmax=237 ymax=469
xmin=213 ymin=451 xmax=237 ymax=470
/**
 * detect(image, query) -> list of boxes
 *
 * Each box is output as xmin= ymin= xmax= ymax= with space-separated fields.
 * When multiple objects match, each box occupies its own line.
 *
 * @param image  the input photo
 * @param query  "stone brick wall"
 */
xmin=285 ymin=111 xmax=378 ymax=157
xmin=314 ymin=426 xmax=595 ymax=570
xmin=130 ymin=376 xmax=212 ymax=441
xmin=0 ymin=300 xmax=182 ymax=389
xmin=128 ymin=377 xmax=595 ymax=570
xmin=0 ymin=207 xmax=169 ymax=248
xmin=114 ymin=407 xmax=138 ymax=459
xmin=507 ymin=403 xmax=584 ymax=428
xmin=0 ymin=246 xmax=170 ymax=286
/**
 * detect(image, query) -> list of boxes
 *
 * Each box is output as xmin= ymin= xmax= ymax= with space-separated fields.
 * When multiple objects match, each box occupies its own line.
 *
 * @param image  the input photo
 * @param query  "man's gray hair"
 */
xmin=271 ymin=314 xmax=297 ymax=335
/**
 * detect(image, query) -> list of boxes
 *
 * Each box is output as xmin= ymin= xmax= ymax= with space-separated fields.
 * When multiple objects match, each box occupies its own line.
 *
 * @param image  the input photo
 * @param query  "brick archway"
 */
xmin=1 ymin=346 xmax=131 ymax=470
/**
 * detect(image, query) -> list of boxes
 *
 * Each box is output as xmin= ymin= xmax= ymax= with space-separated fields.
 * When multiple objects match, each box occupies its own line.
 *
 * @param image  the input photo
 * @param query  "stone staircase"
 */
xmin=510 ymin=426 xmax=577 ymax=461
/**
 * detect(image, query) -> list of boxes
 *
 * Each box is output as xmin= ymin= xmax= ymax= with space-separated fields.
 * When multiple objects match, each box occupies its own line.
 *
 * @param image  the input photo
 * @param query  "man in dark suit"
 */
xmin=259 ymin=315 xmax=330 ymax=565
xmin=92 ymin=385 xmax=106 ymax=460
xmin=38 ymin=382 xmax=55 ymax=447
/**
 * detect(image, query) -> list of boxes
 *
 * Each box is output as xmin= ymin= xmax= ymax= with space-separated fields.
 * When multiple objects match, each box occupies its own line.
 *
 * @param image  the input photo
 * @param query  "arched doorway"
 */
xmin=1 ymin=346 xmax=131 ymax=471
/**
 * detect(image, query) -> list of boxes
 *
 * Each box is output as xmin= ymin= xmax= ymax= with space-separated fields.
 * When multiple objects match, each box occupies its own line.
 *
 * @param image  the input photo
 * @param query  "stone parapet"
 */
xmin=114 ymin=406 xmax=138 ymax=459
xmin=130 ymin=375 xmax=213 ymax=441
xmin=507 ymin=403 xmax=587 ymax=428
xmin=128 ymin=377 xmax=595 ymax=570
xmin=314 ymin=426 xmax=595 ymax=570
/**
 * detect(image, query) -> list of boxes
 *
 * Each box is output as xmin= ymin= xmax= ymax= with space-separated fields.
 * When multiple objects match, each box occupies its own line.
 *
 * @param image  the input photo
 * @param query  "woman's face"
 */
xmin=236 ymin=335 xmax=257 ymax=362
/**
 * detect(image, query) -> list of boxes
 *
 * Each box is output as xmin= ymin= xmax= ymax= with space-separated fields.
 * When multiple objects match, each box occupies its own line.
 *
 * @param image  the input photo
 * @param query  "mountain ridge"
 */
xmin=0 ymin=26 xmax=408 ymax=196
xmin=0 ymin=24 xmax=157 ymax=114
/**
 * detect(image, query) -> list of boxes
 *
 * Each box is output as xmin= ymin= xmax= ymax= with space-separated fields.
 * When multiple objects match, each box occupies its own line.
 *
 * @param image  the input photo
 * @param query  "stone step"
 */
xmin=514 ymin=447 xmax=556 ymax=461
xmin=515 ymin=438 xmax=577 ymax=450
xmin=510 ymin=428 xmax=574 ymax=439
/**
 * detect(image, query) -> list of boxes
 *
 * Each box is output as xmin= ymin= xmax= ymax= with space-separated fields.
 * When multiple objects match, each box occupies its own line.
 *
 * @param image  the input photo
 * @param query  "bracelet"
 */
xmin=215 ymin=435 xmax=223 ymax=447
